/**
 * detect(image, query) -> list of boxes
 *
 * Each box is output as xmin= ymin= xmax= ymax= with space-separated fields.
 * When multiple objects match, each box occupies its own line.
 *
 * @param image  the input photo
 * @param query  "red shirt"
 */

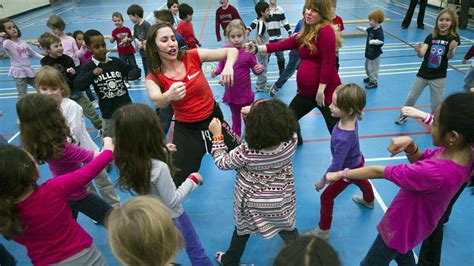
xmin=215 ymin=4 xmax=242 ymax=41
xmin=111 ymin=26 xmax=136 ymax=55
xmin=266 ymin=25 xmax=341 ymax=106
xmin=332 ymin=16 xmax=344 ymax=32
xmin=177 ymin=21 xmax=198 ymax=49
xmin=146 ymin=50 xmax=214 ymax=122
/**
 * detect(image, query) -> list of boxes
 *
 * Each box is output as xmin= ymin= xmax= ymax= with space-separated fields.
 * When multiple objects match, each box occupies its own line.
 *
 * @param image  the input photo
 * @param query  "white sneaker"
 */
xmin=92 ymin=100 xmax=99 ymax=109
xmin=125 ymin=82 xmax=130 ymax=88
xmin=352 ymin=195 xmax=375 ymax=208
xmin=307 ymin=227 xmax=330 ymax=240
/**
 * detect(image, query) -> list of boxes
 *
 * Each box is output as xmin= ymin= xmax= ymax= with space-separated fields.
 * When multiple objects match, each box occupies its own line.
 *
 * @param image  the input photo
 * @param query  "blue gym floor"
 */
xmin=1 ymin=0 xmax=473 ymax=265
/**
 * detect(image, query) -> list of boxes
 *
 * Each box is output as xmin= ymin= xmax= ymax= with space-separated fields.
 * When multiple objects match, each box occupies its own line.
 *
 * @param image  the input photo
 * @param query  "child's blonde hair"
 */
xmin=34 ymin=66 xmax=70 ymax=98
xmin=108 ymin=196 xmax=184 ymax=266
xmin=225 ymin=19 xmax=247 ymax=40
xmin=334 ymin=83 xmax=366 ymax=120
xmin=368 ymin=10 xmax=384 ymax=24
xmin=433 ymin=8 xmax=458 ymax=38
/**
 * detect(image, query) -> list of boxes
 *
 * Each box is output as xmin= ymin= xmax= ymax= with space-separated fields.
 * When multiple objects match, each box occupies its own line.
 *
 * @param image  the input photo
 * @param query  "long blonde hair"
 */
xmin=297 ymin=0 xmax=340 ymax=53
xmin=108 ymin=196 xmax=183 ymax=266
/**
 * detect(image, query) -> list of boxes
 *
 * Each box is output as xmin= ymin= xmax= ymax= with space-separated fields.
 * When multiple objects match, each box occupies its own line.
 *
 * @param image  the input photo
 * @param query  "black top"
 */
xmin=133 ymin=20 xmax=152 ymax=57
xmin=417 ymin=33 xmax=460 ymax=80
xmin=41 ymin=54 xmax=81 ymax=99
xmin=74 ymin=57 xmax=141 ymax=119
xmin=365 ymin=26 xmax=384 ymax=60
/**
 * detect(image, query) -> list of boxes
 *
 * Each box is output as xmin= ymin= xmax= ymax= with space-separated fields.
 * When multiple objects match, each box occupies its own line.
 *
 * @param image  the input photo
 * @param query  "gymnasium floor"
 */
xmin=1 ymin=0 xmax=473 ymax=265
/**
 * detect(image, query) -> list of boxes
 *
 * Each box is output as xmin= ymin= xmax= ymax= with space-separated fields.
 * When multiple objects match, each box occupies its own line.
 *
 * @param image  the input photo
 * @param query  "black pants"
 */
xmin=155 ymin=104 xmax=175 ymax=134
xmin=418 ymin=183 xmax=467 ymax=266
xmin=70 ymin=193 xmax=113 ymax=226
xmin=402 ymin=0 xmax=428 ymax=27
xmin=221 ymin=227 xmax=299 ymax=266
xmin=0 ymin=244 xmax=15 ymax=266
xmin=172 ymin=103 xmax=240 ymax=186
xmin=289 ymin=94 xmax=339 ymax=143
xmin=459 ymin=0 xmax=474 ymax=28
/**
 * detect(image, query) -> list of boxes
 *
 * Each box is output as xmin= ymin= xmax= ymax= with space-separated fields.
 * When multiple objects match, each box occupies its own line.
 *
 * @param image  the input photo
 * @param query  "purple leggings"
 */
xmin=173 ymin=212 xmax=212 ymax=265
xmin=228 ymin=102 xmax=252 ymax=137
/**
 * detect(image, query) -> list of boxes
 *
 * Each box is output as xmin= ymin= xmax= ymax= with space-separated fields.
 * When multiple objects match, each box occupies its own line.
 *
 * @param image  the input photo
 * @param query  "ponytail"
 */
xmin=0 ymin=198 xmax=24 ymax=239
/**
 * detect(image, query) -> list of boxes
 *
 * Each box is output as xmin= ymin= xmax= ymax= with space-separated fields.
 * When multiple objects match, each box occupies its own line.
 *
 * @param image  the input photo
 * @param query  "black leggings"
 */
xmin=289 ymin=94 xmax=339 ymax=142
xmin=172 ymin=103 xmax=240 ymax=186
xmin=221 ymin=227 xmax=299 ymax=266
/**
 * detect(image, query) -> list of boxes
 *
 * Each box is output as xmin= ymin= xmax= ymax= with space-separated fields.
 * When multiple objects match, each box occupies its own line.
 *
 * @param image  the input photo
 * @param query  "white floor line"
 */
xmin=7 ymin=131 xmax=20 ymax=143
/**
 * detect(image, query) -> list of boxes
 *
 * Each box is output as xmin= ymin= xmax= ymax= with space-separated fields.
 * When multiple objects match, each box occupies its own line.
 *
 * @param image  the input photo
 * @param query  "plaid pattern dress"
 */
xmin=211 ymin=133 xmax=297 ymax=238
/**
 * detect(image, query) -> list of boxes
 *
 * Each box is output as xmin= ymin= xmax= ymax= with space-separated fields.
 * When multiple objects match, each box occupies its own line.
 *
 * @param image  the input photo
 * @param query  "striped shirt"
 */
xmin=211 ymin=133 xmax=298 ymax=238
xmin=247 ymin=5 xmax=291 ymax=41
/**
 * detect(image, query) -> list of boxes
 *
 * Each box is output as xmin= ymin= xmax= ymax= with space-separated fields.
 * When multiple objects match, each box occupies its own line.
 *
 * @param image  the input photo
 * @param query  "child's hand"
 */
xmin=241 ymin=105 xmax=251 ymax=116
xmin=462 ymin=58 xmax=468 ymax=64
xmin=210 ymin=70 xmax=217 ymax=78
xmin=208 ymin=118 xmax=222 ymax=136
xmin=471 ymin=87 xmax=474 ymax=92
xmin=102 ymin=137 xmax=114 ymax=152
xmin=137 ymin=41 xmax=143 ymax=49
xmin=414 ymin=43 xmax=421 ymax=52
xmin=401 ymin=106 xmax=427 ymax=120
xmin=326 ymin=171 xmax=342 ymax=182
xmin=219 ymin=66 xmax=234 ymax=87
xmin=253 ymin=64 xmax=264 ymax=74
xmin=66 ymin=68 xmax=76 ymax=75
xmin=190 ymin=172 xmax=204 ymax=185
xmin=355 ymin=26 xmax=362 ymax=31
xmin=93 ymin=67 xmax=103 ymax=75
xmin=165 ymin=143 xmax=177 ymax=153
xmin=244 ymin=41 xmax=256 ymax=54
xmin=449 ymin=40 xmax=459 ymax=50
xmin=315 ymin=178 xmax=326 ymax=192
xmin=387 ymin=136 xmax=413 ymax=157
xmin=167 ymin=82 xmax=186 ymax=101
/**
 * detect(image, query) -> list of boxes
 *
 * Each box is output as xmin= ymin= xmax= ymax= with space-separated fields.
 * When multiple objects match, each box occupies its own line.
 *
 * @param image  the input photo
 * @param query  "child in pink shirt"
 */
xmin=326 ymin=92 xmax=474 ymax=265
xmin=47 ymin=15 xmax=84 ymax=66
xmin=0 ymin=18 xmax=43 ymax=100
xmin=0 ymin=139 xmax=114 ymax=266
xmin=17 ymin=94 xmax=112 ymax=226
xmin=211 ymin=20 xmax=263 ymax=136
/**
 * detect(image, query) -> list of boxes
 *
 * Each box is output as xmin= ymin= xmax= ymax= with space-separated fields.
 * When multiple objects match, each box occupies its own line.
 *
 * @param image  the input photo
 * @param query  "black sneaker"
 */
xmin=363 ymin=77 xmax=370 ymax=83
xmin=365 ymin=81 xmax=378 ymax=89
xmin=395 ymin=114 xmax=408 ymax=125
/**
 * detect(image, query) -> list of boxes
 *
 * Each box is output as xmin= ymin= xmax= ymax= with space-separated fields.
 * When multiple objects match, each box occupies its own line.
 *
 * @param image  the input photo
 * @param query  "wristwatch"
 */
xmin=341 ymin=168 xmax=350 ymax=182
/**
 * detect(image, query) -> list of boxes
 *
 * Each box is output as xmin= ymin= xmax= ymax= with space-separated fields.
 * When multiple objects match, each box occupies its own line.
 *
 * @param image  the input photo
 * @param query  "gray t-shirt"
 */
xmin=150 ymin=159 xmax=197 ymax=218
xmin=133 ymin=20 xmax=151 ymax=57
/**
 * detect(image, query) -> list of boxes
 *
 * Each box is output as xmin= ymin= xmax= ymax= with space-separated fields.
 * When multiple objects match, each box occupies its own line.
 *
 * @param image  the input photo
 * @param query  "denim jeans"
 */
xmin=173 ymin=212 xmax=212 ymax=266
xmin=463 ymin=66 xmax=474 ymax=92
xmin=360 ymin=234 xmax=416 ymax=266
xmin=274 ymin=49 xmax=300 ymax=89
xmin=0 ymin=135 xmax=7 ymax=145
xmin=69 ymin=193 xmax=112 ymax=226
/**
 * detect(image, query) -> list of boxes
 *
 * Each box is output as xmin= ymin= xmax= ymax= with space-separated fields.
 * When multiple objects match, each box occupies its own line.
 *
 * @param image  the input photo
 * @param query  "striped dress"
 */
xmin=211 ymin=133 xmax=297 ymax=238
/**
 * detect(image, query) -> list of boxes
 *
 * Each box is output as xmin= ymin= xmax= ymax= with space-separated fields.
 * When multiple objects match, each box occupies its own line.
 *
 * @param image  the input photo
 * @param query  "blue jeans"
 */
xmin=173 ymin=212 xmax=212 ymax=266
xmin=0 ymin=135 xmax=7 ymax=145
xmin=274 ymin=49 xmax=300 ymax=89
xmin=361 ymin=234 xmax=416 ymax=266
xmin=463 ymin=66 xmax=474 ymax=92
xmin=69 ymin=193 xmax=112 ymax=226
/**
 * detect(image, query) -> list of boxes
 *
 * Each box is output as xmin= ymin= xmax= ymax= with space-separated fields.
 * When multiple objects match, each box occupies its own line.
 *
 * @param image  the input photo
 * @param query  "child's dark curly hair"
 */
xmin=245 ymin=99 xmax=298 ymax=150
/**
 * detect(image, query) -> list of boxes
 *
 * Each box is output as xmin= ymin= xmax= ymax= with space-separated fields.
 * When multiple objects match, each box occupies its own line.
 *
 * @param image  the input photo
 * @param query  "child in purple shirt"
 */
xmin=311 ymin=83 xmax=374 ymax=240
xmin=326 ymin=92 xmax=474 ymax=265
xmin=17 ymin=94 xmax=112 ymax=226
xmin=211 ymin=20 xmax=263 ymax=136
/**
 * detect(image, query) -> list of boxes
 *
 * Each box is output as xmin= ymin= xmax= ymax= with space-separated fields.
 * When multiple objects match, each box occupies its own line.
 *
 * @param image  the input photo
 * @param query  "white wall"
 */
xmin=0 ymin=0 xmax=50 ymax=18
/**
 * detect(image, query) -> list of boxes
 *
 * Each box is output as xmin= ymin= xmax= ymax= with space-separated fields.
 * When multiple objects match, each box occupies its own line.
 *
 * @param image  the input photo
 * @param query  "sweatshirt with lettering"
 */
xmin=75 ymin=56 xmax=141 ymax=119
